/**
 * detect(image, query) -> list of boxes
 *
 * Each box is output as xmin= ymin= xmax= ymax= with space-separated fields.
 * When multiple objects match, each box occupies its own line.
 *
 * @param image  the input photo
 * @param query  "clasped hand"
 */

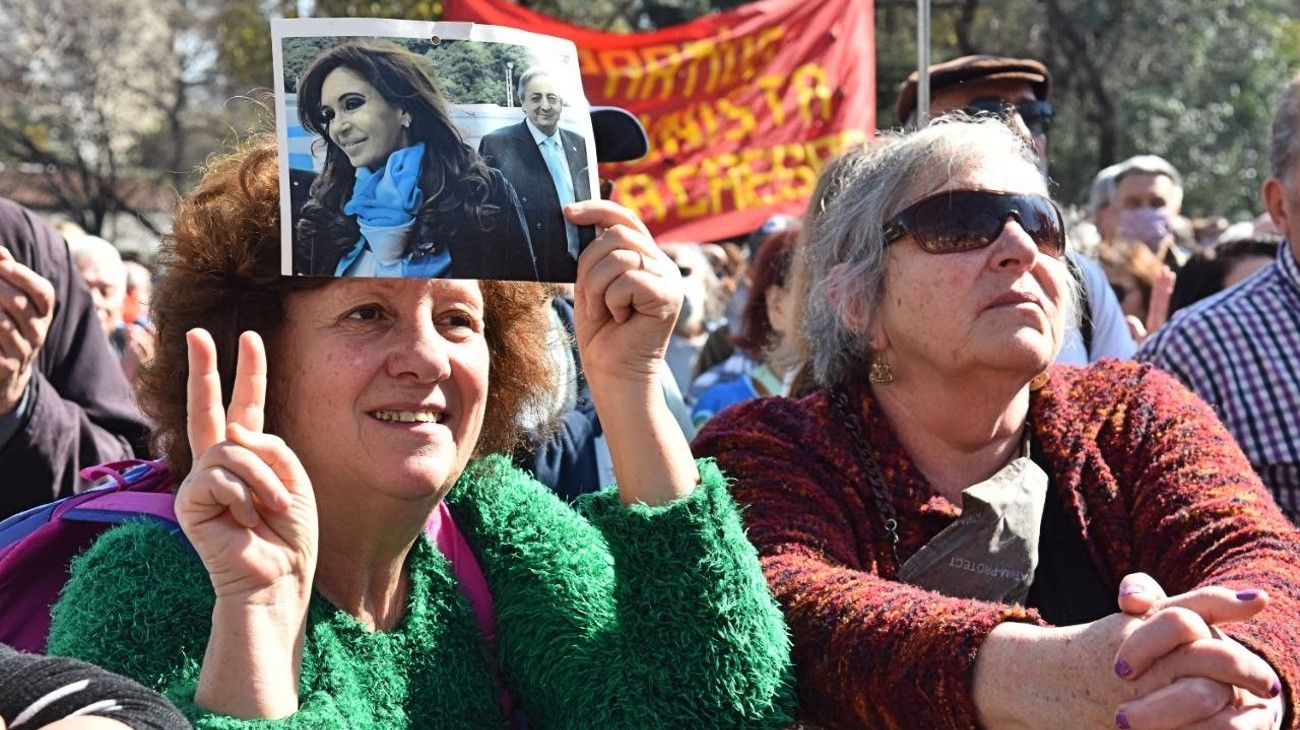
xmin=1108 ymin=574 xmax=1284 ymax=730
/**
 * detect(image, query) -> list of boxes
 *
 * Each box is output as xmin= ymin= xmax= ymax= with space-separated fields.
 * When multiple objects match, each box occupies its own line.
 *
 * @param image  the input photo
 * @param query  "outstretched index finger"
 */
xmin=226 ymin=331 xmax=267 ymax=434
xmin=186 ymin=328 xmax=225 ymax=457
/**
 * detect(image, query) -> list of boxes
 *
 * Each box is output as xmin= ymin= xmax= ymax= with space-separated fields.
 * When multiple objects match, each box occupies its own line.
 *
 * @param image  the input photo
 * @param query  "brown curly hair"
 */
xmin=139 ymin=135 xmax=556 ymax=480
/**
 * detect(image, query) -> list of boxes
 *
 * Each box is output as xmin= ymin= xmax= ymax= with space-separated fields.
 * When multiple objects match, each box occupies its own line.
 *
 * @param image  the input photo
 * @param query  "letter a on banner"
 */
xmin=442 ymin=0 xmax=875 ymax=242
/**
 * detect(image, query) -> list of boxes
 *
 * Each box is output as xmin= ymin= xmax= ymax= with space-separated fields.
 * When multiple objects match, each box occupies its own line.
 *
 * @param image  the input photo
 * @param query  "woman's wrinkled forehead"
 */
xmin=304 ymin=277 xmax=485 ymax=311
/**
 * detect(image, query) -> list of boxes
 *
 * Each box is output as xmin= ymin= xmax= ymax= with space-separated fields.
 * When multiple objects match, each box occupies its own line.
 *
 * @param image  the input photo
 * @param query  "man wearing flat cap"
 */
xmin=897 ymin=55 xmax=1054 ymax=170
xmin=894 ymin=54 xmax=1137 ymax=365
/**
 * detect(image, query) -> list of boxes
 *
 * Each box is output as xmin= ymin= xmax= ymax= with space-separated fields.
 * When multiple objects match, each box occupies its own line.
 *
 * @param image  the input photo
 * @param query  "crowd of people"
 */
xmin=0 ymin=45 xmax=1297 ymax=730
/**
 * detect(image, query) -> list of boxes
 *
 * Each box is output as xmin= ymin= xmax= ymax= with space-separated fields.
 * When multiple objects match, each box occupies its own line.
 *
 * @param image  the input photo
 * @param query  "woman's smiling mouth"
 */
xmin=370 ymin=409 xmax=443 ymax=424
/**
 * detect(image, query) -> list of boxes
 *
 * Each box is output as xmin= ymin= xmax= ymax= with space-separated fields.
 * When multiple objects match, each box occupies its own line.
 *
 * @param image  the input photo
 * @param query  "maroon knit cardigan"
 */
xmin=694 ymin=360 xmax=1300 ymax=729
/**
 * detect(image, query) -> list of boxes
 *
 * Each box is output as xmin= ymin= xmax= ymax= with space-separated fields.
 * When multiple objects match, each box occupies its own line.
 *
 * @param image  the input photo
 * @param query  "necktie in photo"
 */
xmin=540 ymin=135 xmax=581 ymax=259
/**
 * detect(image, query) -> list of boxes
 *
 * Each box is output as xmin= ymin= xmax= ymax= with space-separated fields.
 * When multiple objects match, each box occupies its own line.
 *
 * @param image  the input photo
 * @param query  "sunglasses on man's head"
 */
xmin=961 ymin=98 xmax=1055 ymax=136
xmin=881 ymin=189 xmax=1066 ymax=259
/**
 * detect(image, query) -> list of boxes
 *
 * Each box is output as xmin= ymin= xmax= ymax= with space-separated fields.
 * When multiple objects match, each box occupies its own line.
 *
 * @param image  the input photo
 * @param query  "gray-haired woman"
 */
xmin=695 ymin=117 xmax=1300 ymax=729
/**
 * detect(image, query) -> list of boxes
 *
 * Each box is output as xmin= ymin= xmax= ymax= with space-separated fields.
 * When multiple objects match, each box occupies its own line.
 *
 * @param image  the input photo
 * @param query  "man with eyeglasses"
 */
xmin=895 ymin=55 xmax=1137 ymax=365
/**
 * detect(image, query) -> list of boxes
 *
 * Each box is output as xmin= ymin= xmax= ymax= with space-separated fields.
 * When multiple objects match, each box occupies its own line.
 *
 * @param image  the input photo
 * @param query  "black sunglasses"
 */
xmin=962 ymin=98 xmax=1054 ymax=136
xmin=882 ymin=189 xmax=1066 ymax=258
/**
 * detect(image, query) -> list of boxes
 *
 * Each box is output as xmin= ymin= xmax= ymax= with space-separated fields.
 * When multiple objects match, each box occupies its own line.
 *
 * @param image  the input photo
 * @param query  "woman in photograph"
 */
xmin=695 ymin=117 xmax=1300 ymax=729
xmin=295 ymin=41 xmax=539 ymax=281
xmin=43 ymin=137 xmax=793 ymax=728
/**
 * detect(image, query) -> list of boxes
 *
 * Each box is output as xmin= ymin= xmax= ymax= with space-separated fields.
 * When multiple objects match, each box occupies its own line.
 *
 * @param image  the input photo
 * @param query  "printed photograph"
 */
xmin=273 ymin=18 xmax=599 ymax=282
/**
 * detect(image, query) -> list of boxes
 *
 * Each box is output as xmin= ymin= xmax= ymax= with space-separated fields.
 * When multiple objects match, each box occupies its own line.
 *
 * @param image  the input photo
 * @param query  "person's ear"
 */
xmin=765 ymin=284 xmax=788 ymax=336
xmin=826 ymin=262 xmax=876 ymax=343
xmin=869 ymin=317 xmax=891 ymax=352
xmin=1262 ymin=177 xmax=1290 ymax=234
xmin=1096 ymin=204 xmax=1117 ymax=240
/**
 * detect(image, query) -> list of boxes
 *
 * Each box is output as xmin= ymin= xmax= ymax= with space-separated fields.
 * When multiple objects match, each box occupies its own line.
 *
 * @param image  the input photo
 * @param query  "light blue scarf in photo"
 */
xmin=335 ymin=142 xmax=451 ymax=278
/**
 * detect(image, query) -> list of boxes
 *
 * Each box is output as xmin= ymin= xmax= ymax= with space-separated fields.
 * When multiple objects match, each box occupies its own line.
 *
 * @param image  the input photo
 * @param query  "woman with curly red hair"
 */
xmin=42 ymin=136 xmax=794 ymax=727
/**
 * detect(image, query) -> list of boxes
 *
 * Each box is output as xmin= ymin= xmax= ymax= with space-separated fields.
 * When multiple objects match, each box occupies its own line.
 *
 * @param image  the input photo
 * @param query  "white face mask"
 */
xmin=896 ymin=441 xmax=1049 ymax=605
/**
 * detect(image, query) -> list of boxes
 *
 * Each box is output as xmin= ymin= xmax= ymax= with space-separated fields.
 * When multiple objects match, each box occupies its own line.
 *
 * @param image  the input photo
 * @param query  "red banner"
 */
xmin=442 ymin=0 xmax=874 ymax=241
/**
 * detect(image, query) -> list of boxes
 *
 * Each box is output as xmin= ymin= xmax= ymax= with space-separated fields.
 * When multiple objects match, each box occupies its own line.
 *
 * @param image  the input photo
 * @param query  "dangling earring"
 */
xmin=869 ymin=352 xmax=894 ymax=385
xmin=1029 ymin=371 xmax=1050 ymax=391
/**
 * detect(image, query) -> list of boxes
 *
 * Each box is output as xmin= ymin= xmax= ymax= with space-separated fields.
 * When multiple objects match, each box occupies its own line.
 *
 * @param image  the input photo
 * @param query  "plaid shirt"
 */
xmin=1138 ymin=242 xmax=1300 ymax=522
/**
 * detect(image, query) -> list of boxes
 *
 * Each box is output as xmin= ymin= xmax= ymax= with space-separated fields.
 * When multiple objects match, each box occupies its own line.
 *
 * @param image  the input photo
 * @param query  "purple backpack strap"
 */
xmin=0 ymin=458 xmax=178 ymax=653
xmin=427 ymin=503 xmax=526 ymax=726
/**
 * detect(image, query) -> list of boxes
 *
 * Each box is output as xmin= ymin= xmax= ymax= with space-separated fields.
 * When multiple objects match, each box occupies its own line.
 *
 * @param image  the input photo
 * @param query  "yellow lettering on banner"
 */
xmin=784 ymin=143 xmax=819 ymax=199
xmin=598 ymin=48 xmax=645 ymax=99
xmin=756 ymin=74 xmax=787 ymax=126
xmin=666 ymin=163 xmax=706 ymax=218
xmin=591 ymin=26 xmax=787 ymax=105
xmin=791 ymin=63 xmax=834 ymax=123
xmin=639 ymin=44 xmax=681 ymax=102
xmin=704 ymin=30 xmax=734 ymax=94
xmin=699 ymin=102 xmax=723 ymax=139
xmin=678 ymin=38 xmax=715 ymax=97
xmin=614 ymin=129 xmax=869 ymax=225
xmin=718 ymin=99 xmax=756 ymax=141
xmin=640 ymin=65 xmax=835 ymax=163
xmin=652 ymin=108 xmax=700 ymax=159
xmin=578 ymin=48 xmax=600 ymax=82
xmin=699 ymin=153 xmax=738 ymax=212
xmin=740 ymin=147 xmax=776 ymax=207
xmin=745 ymin=27 xmax=786 ymax=82
xmin=619 ymin=174 xmax=667 ymax=222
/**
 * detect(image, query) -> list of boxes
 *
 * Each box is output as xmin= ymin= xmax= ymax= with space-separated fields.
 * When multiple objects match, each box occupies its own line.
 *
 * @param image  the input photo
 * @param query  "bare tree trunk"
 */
xmin=954 ymin=0 xmax=982 ymax=56
xmin=1041 ymin=0 xmax=1122 ymax=169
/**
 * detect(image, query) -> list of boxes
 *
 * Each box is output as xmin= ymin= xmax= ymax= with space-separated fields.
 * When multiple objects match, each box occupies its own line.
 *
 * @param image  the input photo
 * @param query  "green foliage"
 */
xmin=876 ymin=0 xmax=1300 ymax=221
xmin=280 ymin=36 xmax=530 ymax=105
xmin=282 ymin=36 xmax=346 ymax=93
xmin=428 ymin=41 xmax=533 ymax=104
xmin=217 ymin=0 xmax=298 ymax=92
xmin=314 ymin=0 xmax=444 ymax=20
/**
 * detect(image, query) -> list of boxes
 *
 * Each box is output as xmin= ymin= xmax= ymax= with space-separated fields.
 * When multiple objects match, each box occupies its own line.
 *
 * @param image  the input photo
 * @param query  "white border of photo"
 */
xmin=271 ymin=17 xmax=598 ymax=279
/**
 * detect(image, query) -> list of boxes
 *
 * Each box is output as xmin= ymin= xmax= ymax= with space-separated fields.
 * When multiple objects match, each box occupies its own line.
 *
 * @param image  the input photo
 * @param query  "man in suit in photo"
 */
xmin=479 ymin=67 xmax=594 ymax=282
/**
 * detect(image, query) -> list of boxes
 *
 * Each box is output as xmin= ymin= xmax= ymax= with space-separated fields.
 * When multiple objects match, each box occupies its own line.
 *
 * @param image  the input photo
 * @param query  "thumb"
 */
xmin=1118 ymin=572 xmax=1167 ymax=617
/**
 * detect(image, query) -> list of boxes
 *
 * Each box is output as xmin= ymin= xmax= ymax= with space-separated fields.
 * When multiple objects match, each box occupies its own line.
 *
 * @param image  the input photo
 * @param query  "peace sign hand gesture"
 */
xmin=179 ymin=329 xmax=318 ymax=717
xmin=177 ymin=329 xmax=318 ymax=604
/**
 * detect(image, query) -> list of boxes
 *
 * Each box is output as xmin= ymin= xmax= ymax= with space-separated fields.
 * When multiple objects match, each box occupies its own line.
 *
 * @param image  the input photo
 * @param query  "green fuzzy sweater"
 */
xmin=46 ymin=456 xmax=794 ymax=729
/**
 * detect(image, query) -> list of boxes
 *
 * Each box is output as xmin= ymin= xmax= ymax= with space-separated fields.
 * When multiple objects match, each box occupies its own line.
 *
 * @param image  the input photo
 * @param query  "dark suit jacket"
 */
xmin=0 ymin=198 xmax=152 ymax=518
xmin=478 ymin=121 xmax=595 ymax=282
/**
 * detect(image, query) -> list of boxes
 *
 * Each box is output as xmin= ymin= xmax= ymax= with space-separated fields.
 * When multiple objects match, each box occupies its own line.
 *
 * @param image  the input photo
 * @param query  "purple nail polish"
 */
xmin=1271 ymin=678 xmax=1282 ymax=697
xmin=1121 ymin=584 xmax=1145 ymax=597
xmin=1115 ymin=710 xmax=1131 ymax=729
xmin=1236 ymin=589 xmax=1262 ymax=601
xmin=1114 ymin=659 xmax=1132 ymax=678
